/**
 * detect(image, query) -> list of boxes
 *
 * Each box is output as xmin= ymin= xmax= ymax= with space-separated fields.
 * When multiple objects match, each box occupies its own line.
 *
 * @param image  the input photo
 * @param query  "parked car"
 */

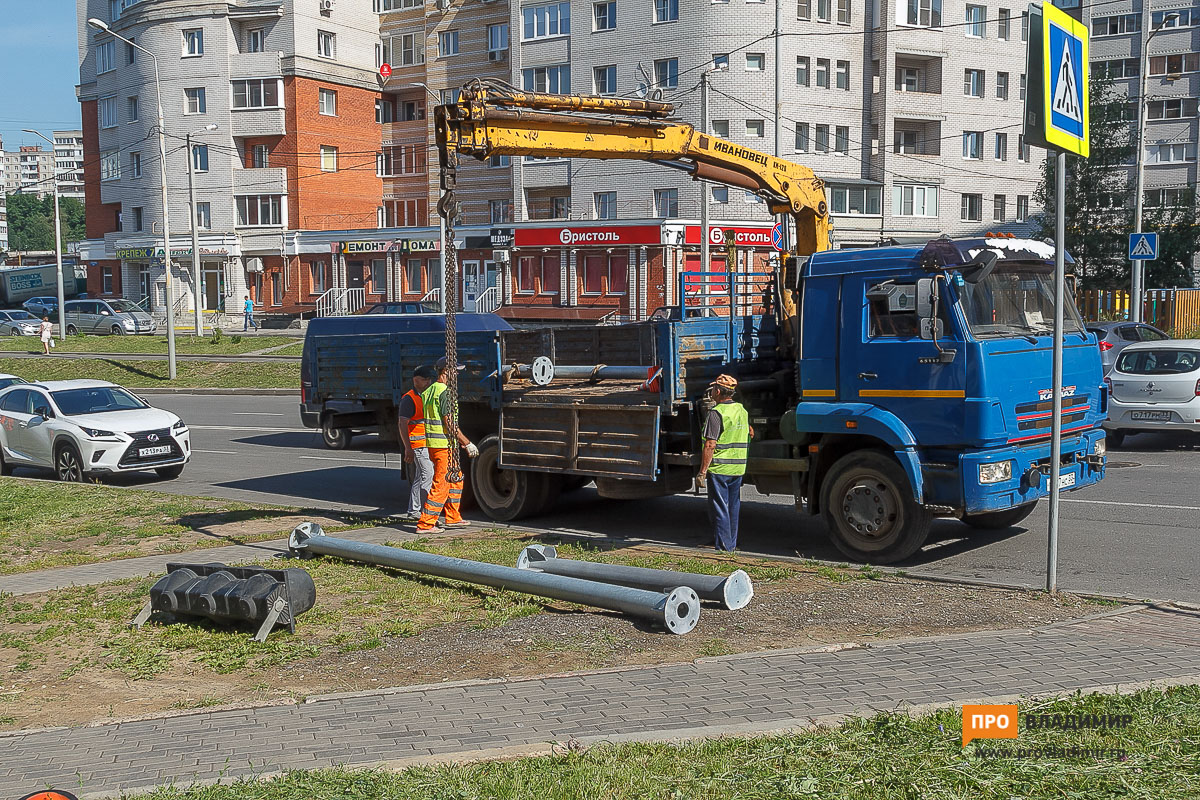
xmin=22 ymin=297 xmax=59 ymax=318
xmin=63 ymin=298 xmax=157 ymax=335
xmin=1104 ymin=339 xmax=1200 ymax=447
xmin=360 ymin=301 xmax=441 ymax=315
xmin=0 ymin=380 xmax=190 ymax=481
xmin=0 ymin=374 xmax=27 ymax=391
xmin=0 ymin=310 xmax=41 ymax=336
xmin=1086 ymin=321 xmax=1170 ymax=373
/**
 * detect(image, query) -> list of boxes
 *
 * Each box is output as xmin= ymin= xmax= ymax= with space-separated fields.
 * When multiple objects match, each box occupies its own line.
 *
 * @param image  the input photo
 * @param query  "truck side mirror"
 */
xmin=916 ymin=278 xmax=936 ymax=318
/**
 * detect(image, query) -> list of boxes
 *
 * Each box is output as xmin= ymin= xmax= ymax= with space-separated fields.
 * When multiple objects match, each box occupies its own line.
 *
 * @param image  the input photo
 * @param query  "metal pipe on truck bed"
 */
xmin=516 ymin=545 xmax=754 ymax=611
xmin=502 ymin=364 xmax=650 ymax=381
xmin=288 ymin=523 xmax=700 ymax=635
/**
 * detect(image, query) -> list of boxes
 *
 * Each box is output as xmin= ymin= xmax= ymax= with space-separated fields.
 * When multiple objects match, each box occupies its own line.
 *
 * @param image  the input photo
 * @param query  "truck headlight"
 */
xmin=978 ymin=461 xmax=1013 ymax=484
xmin=1094 ymin=438 xmax=1106 ymax=457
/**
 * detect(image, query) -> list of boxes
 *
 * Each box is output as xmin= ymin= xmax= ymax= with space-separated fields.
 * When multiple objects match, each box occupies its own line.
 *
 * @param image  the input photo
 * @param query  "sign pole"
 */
xmin=1047 ymin=150 xmax=1066 ymax=593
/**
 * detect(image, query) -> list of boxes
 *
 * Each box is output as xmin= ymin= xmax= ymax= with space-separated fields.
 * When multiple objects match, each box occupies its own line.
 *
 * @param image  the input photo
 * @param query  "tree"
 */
xmin=1143 ymin=193 xmax=1200 ymax=289
xmin=5 ymin=193 xmax=54 ymax=252
xmin=58 ymin=197 xmax=87 ymax=246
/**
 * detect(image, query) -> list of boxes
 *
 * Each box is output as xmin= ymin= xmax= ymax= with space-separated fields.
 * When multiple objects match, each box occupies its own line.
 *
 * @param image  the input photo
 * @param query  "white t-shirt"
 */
xmin=39 ymin=321 xmax=53 ymax=341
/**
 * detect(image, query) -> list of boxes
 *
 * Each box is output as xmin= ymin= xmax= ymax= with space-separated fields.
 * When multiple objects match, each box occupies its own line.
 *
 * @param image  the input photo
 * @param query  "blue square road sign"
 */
xmin=1129 ymin=233 xmax=1158 ymax=261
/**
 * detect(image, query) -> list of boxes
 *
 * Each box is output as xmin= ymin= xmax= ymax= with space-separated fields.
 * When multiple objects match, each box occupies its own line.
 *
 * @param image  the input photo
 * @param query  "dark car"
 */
xmin=1085 ymin=321 xmax=1170 ymax=373
xmin=360 ymin=301 xmax=441 ymax=315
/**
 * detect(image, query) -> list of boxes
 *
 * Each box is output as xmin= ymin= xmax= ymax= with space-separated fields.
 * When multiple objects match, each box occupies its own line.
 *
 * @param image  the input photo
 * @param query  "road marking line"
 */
xmin=194 ymin=449 xmax=237 ymax=454
xmin=229 ymin=412 xmax=286 ymax=416
xmin=1062 ymin=498 xmax=1200 ymax=512
xmin=298 ymin=455 xmax=386 ymax=463
xmin=190 ymin=425 xmax=307 ymax=433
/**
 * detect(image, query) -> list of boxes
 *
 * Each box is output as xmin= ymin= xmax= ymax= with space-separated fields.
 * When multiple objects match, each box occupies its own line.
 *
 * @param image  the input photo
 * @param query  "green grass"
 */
xmin=0 ymin=333 xmax=300 ymax=355
xmin=0 ymin=356 xmax=298 ymax=388
xmin=126 ymin=686 xmax=1200 ymax=800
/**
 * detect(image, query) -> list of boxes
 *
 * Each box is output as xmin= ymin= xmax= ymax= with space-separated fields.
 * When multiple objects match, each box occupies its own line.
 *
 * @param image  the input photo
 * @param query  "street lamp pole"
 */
xmin=22 ymin=129 xmax=67 ymax=341
xmin=411 ymin=82 xmax=448 ymax=313
xmin=187 ymin=125 xmax=217 ymax=336
xmin=87 ymin=18 xmax=176 ymax=379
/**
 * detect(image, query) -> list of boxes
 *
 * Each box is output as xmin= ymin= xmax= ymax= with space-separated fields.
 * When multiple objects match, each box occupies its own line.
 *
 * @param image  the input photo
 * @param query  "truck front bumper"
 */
xmin=957 ymin=428 xmax=1106 ymax=514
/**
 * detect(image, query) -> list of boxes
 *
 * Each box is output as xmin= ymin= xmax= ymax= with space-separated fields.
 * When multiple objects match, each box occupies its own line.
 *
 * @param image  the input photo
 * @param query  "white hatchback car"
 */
xmin=0 ymin=380 xmax=191 ymax=481
xmin=1105 ymin=339 xmax=1200 ymax=447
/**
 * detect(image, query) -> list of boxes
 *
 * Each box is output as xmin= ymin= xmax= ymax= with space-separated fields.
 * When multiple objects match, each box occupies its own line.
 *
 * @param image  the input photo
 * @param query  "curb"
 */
xmin=130 ymin=387 xmax=297 ymax=396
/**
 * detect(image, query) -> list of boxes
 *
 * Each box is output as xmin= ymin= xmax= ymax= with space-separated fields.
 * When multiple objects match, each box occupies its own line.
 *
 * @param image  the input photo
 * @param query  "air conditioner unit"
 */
xmin=245 ymin=257 xmax=264 ymax=273
xmin=319 ymin=0 xmax=334 ymax=12
xmin=488 ymin=49 xmax=507 ymax=61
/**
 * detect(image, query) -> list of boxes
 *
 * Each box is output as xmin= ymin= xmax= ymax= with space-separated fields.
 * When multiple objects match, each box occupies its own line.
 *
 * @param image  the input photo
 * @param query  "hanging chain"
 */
xmin=439 ymin=152 xmax=463 ymax=483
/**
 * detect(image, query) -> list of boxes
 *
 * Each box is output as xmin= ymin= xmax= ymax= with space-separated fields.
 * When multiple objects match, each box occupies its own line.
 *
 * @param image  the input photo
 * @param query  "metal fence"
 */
xmin=1077 ymin=288 xmax=1200 ymax=336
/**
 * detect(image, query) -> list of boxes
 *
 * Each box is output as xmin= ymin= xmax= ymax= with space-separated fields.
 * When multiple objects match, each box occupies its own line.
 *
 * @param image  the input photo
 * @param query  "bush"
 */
xmin=230 ymin=334 xmax=242 ymax=344
xmin=210 ymin=327 xmax=222 ymax=344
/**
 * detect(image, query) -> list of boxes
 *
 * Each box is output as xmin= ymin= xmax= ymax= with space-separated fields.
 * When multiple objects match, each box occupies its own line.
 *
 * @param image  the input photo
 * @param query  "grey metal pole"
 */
xmin=1047 ymin=150 xmax=1066 ymax=593
xmin=22 ymin=129 xmax=66 ymax=340
xmin=517 ymin=545 xmax=754 ymax=610
xmin=154 ymin=58 xmax=178 ymax=379
xmin=773 ymin=0 xmax=782 ymax=160
xmin=700 ymin=70 xmax=710 ymax=277
xmin=187 ymin=132 xmax=204 ymax=336
xmin=289 ymin=523 xmax=701 ymax=634
xmin=1131 ymin=36 xmax=1149 ymax=323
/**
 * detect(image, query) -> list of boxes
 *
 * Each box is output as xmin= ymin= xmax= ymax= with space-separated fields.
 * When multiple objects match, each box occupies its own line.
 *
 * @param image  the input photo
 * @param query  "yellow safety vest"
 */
xmin=710 ymin=401 xmax=749 ymax=476
xmin=421 ymin=381 xmax=450 ymax=449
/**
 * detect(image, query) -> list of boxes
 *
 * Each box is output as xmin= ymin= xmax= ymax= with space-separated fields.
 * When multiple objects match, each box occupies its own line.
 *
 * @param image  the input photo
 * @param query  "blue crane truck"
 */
xmin=301 ymin=236 xmax=1108 ymax=563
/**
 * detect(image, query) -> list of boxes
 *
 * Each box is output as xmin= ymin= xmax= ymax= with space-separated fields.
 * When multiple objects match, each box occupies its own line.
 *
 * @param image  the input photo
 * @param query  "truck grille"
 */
xmin=118 ymin=428 xmax=183 ymax=467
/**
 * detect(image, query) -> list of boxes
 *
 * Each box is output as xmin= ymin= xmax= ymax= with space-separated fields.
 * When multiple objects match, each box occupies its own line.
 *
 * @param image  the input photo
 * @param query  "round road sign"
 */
xmin=379 ymin=63 xmax=393 ymax=78
xmin=770 ymin=223 xmax=785 ymax=252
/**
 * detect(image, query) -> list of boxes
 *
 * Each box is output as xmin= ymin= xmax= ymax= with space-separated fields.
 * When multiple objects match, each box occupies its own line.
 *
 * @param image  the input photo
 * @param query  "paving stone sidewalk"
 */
xmin=2 ymin=605 xmax=1197 ymax=799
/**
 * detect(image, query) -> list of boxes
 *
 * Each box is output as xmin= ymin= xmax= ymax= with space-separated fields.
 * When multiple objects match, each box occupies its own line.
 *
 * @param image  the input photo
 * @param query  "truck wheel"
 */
xmin=470 ymin=434 xmax=551 ymax=521
xmin=321 ymin=417 xmax=352 ymax=450
xmin=821 ymin=450 xmax=931 ymax=564
xmin=962 ymin=502 xmax=1037 ymax=530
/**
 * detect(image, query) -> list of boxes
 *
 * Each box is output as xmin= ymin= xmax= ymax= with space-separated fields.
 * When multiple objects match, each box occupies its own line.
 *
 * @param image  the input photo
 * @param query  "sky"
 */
xmin=0 ymin=2 xmax=83 ymax=150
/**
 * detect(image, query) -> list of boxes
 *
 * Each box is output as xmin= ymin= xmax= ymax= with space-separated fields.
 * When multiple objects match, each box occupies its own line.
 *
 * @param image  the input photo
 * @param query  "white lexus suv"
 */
xmin=0 ymin=380 xmax=191 ymax=481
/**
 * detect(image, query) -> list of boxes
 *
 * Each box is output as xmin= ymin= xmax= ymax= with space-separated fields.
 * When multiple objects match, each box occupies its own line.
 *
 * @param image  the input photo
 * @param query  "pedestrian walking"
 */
xmin=39 ymin=316 xmax=54 ymax=355
xmin=416 ymin=357 xmax=479 ymax=532
xmin=242 ymin=294 xmax=258 ymax=331
xmin=398 ymin=364 xmax=436 ymax=521
xmin=696 ymin=374 xmax=752 ymax=551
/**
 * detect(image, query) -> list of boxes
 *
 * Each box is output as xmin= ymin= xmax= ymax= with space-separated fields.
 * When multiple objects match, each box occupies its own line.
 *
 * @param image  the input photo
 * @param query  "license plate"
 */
xmin=138 ymin=445 xmax=172 ymax=457
xmin=1131 ymin=410 xmax=1171 ymax=422
xmin=1058 ymin=471 xmax=1076 ymax=489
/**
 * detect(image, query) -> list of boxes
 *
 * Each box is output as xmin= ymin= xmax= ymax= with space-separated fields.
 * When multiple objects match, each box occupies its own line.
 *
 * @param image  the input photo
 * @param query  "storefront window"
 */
xmin=370 ymin=259 xmax=387 ymax=294
xmin=540 ymin=255 xmax=560 ymax=294
xmin=310 ymin=261 xmax=327 ymax=295
xmin=405 ymin=258 xmax=423 ymax=294
xmin=583 ymin=252 xmax=627 ymax=295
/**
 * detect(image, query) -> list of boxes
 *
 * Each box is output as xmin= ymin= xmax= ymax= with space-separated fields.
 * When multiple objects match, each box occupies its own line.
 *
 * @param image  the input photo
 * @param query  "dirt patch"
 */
xmin=0 ymin=537 xmax=1101 ymax=731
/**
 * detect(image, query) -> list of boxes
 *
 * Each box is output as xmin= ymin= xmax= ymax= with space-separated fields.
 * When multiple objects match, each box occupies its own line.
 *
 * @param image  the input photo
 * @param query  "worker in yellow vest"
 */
xmin=417 ymin=357 xmax=479 ymax=532
xmin=696 ymin=374 xmax=752 ymax=551
xmin=398 ymin=365 xmax=436 ymax=521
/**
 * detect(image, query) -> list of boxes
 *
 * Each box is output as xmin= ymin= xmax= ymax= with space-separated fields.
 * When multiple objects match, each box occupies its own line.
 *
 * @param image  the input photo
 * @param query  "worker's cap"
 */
xmin=710 ymin=374 xmax=738 ymax=391
xmin=413 ymin=365 xmax=438 ymax=379
xmin=435 ymin=356 xmax=466 ymax=373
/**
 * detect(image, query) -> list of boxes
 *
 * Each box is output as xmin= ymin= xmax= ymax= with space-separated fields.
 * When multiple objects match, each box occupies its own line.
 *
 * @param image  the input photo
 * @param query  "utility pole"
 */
xmin=773 ymin=0 xmax=791 ymax=254
xmin=21 ymin=130 xmax=67 ymax=341
xmin=700 ymin=70 xmax=711 ymax=275
xmin=187 ymin=125 xmax=217 ymax=336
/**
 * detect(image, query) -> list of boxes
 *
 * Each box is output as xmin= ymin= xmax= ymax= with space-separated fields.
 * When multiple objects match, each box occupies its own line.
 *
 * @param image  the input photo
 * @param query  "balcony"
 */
xmin=234 ymin=167 xmax=287 ymax=195
xmin=230 ymin=107 xmax=286 ymax=138
xmin=892 ymin=119 xmax=943 ymax=157
xmin=230 ymin=51 xmax=282 ymax=79
xmin=520 ymin=158 xmax=570 ymax=188
xmin=892 ymin=55 xmax=943 ymax=97
xmin=382 ymin=118 xmax=428 ymax=146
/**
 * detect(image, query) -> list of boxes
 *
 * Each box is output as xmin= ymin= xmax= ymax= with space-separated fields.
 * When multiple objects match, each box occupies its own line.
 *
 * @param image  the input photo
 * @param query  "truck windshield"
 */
xmin=957 ymin=266 xmax=1083 ymax=339
xmin=108 ymin=299 xmax=142 ymax=313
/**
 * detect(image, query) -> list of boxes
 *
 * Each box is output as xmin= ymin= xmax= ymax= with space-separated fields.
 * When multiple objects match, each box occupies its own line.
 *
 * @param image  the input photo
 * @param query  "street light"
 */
xmin=21 ymin=129 xmax=67 ymax=342
xmin=410 ymin=82 xmax=448 ymax=314
xmin=187 ymin=124 xmax=218 ymax=336
xmin=1131 ymin=12 xmax=1179 ymax=323
xmin=87 ymin=17 xmax=177 ymax=379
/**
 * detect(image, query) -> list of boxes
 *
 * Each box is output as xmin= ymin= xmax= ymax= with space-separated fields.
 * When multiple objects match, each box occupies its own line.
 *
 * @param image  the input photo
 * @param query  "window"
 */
xmin=996 ymin=72 xmax=1009 ymax=100
xmin=488 ymin=154 xmax=511 ymax=168
xmin=126 ymin=40 xmax=136 ymax=64
xmin=1148 ymin=98 xmax=1200 ymax=119
xmin=594 ymin=0 xmax=617 ymax=29
xmin=905 ymin=0 xmax=941 ymax=27
xmin=994 ymin=132 xmax=1007 ymax=160
xmin=815 ymin=124 xmax=830 ymax=152
xmin=795 ymin=122 xmax=810 ymax=151
xmin=320 ymin=145 xmax=338 ymax=172
xmin=746 ymin=119 xmax=765 ymax=137
xmin=438 ymin=30 xmax=459 ymax=56
xmin=964 ymin=69 xmax=984 ymax=97
xmin=1153 ymin=8 xmax=1199 ymax=27
xmin=837 ymin=0 xmax=850 ymax=23
xmin=250 ymin=144 xmax=269 ymax=168
xmin=1020 ymin=73 xmax=1026 ymax=101
xmin=745 ymin=190 xmax=764 ymax=204
xmin=711 ymin=119 xmax=729 ymax=137
xmin=965 ymin=4 xmax=985 ymax=37
xmin=402 ymin=259 xmax=423 ymax=294
xmin=1146 ymin=142 xmax=1198 ymax=163
xmin=817 ymin=0 xmax=831 ymax=21
xmin=191 ymin=144 xmax=208 ymax=172
xmin=109 ymin=0 xmax=120 ymax=20
xmin=712 ymin=186 xmax=729 ymax=203
xmin=374 ymin=0 xmax=425 ymax=10
xmin=1017 ymin=134 xmax=1029 ymax=162
xmin=127 ymin=95 xmax=139 ymax=122
xmin=517 ymin=255 xmax=560 ymax=294
xmin=1016 ymin=195 xmax=1029 ymax=221
xmin=894 ymin=129 xmax=918 ymax=153
xmin=1146 ymin=188 xmax=1186 ymax=208
xmin=317 ymin=30 xmax=336 ymax=58
xmin=993 ymin=195 xmax=1006 ymax=223
xmin=1150 ymin=54 xmax=1200 ymax=76
xmin=247 ymin=28 xmax=265 ymax=53
xmin=835 ymin=125 xmax=849 ymax=153
xmin=319 ymin=88 xmax=337 ymax=116
xmin=440 ymin=88 xmax=462 ymax=106
xmin=594 ymin=191 xmax=617 ymax=219
xmin=196 ymin=202 xmax=211 ymax=230
xmin=654 ymin=58 xmax=678 ymax=89
xmin=401 ymin=100 xmax=425 ymax=121
xmin=523 ymin=65 xmax=571 ymax=93
xmin=490 ymin=199 xmax=513 ymax=224
xmin=99 ymin=96 xmax=117 ymax=128
xmin=897 ymin=67 xmax=919 ymax=91
xmin=523 ymin=2 xmax=570 ymax=39
xmin=998 ymin=8 xmax=1011 ymax=39
xmin=236 ymin=195 xmax=283 ymax=226
xmin=963 ymin=131 xmax=982 ymax=159
xmin=960 ymin=193 xmax=982 ymax=221
xmin=376 ymin=98 xmax=393 ymax=123
xmin=488 ymin=23 xmax=509 ymax=56
xmin=182 ymin=28 xmax=204 ymax=56
xmin=746 ymin=53 xmax=765 ymax=71
xmin=835 ymin=60 xmax=850 ymax=89
xmin=594 ymin=65 xmax=617 ymax=95
xmin=829 ymin=185 xmax=882 ymax=215
xmin=796 ymin=56 xmax=810 ymax=86
xmin=102 ymin=267 xmax=114 ymax=294
xmin=583 ymin=253 xmax=627 ymax=294
xmin=101 ymin=150 xmax=120 ymax=181
xmin=654 ymin=0 xmax=679 ymax=23
xmin=1092 ymin=14 xmax=1140 ymax=36
xmin=232 ymin=79 xmax=281 ymax=108
xmin=1021 ymin=10 xmax=1029 ymax=40
xmin=184 ymin=87 xmax=207 ymax=114
xmin=1094 ymin=58 xmax=1136 ymax=79
xmin=130 ymin=151 xmax=141 ymax=177
xmin=128 ymin=206 xmax=142 ymax=232
xmin=797 ymin=0 xmax=811 ymax=18
xmin=713 ymin=54 xmax=729 ymax=71
xmin=97 ymin=40 xmax=116 ymax=74
xmin=893 ymin=184 xmax=937 ymax=216
xmin=397 ymin=32 xmax=424 ymax=65
xmin=654 ymin=188 xmax=679 ymax=217
xmin=816 ymin=59 xmax=830 ymax=88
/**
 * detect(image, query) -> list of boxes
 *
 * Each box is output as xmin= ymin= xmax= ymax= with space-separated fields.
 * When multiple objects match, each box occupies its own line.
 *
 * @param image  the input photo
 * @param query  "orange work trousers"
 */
xmin=417 ymin=447 xmax=463 ymax=530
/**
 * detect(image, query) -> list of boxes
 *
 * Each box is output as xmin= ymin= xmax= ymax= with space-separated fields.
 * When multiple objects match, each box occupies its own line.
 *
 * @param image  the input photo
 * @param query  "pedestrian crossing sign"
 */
xmin=1041 ymin=3 xmax=1089 ymax=156
xmin=1129 ymin=232 xmax=1158 ymax=260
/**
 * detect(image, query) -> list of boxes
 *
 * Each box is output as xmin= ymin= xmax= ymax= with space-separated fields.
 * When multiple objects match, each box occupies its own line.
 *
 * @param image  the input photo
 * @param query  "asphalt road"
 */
xmin=18 ymin=393 xmax=1200 ymax=604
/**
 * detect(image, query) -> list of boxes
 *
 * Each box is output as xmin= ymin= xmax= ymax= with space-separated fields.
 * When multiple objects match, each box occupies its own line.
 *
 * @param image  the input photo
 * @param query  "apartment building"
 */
xmin=0 ymin=138 xmax=7 ymax=252
xmin=1086 ymin=1 xmax=1199 ymax=217
xmin=2 ymin=146 xmax=55 ymax=200
xmin=53 ymin=131 xmax=87 ymax=201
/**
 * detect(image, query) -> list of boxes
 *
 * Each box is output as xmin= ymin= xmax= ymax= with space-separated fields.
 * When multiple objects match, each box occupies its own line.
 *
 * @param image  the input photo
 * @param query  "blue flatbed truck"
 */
xmin=301 ymin=236 xmax=1108 ymax=563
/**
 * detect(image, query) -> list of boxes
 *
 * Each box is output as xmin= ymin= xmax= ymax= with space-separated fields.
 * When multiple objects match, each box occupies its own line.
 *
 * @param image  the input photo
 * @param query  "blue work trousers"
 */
xmin=707 ymin=472 xmax=743 ymax=551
